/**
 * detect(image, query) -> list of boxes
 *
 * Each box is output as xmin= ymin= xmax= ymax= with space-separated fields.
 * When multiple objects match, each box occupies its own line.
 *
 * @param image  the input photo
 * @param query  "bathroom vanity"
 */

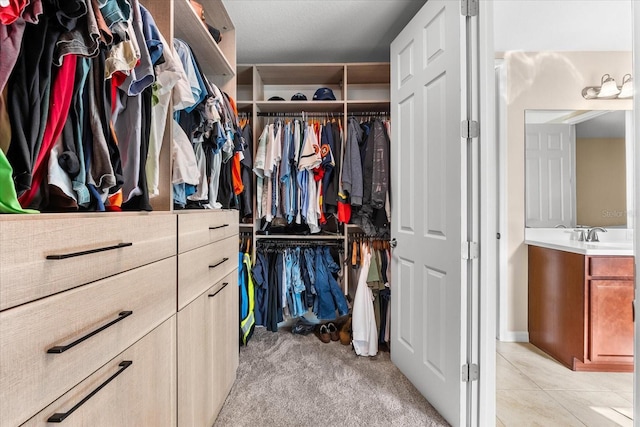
xmin=526 ymin=230 xmax=634 ymax=372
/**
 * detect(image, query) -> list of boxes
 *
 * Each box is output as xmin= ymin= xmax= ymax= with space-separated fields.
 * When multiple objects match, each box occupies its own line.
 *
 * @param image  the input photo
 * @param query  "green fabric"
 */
xmin=0 ymin=150 xmax=39 ymax=214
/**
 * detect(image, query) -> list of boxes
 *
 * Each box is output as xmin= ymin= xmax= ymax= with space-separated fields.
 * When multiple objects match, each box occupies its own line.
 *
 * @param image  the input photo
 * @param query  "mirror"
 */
xmin=525 ymin=110 xmax=629 ymax=228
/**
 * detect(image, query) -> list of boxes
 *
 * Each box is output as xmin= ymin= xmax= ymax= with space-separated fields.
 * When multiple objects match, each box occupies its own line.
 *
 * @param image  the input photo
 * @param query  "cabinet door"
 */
xmin=23 ymin=317 xmax=177 ymax=427
xmin=210 ymin=270 xmax=240 ymax=407
xmin=178 ymin=270 xmax=238 ymax=427
xmin=589 ymin=280 xmax=634 ymax=363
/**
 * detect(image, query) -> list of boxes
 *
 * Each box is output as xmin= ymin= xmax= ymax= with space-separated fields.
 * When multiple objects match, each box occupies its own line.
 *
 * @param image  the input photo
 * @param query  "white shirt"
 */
xmin=352 ymin=245 xmax=378 ymax=357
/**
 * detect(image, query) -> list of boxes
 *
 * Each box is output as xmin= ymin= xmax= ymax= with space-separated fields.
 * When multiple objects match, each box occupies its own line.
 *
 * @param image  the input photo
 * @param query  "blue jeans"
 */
xmin=285 ymin=249 xmax=305 ymax=317
xmin=313 ymin=247 xmax=348 ymax=320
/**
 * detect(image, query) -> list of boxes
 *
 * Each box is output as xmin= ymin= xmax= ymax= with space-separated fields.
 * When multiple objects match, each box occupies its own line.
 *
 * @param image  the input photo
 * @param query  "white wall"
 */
xmin=494 ymin=0 xmax=634 ymax=340
xmin=503 ymin=52 xmax=632 ymax=338
xmin=494 ymin=1 xmax=631 ymax=53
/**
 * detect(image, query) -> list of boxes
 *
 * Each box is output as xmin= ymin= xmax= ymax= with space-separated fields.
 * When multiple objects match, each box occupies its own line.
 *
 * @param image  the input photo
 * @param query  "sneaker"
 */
xmin=291 ymin=318 xmax=316 ymax=335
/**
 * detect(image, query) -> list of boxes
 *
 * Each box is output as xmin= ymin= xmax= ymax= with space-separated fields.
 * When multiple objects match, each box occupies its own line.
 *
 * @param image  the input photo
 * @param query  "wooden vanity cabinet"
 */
xmin=528 ymin=245 xmax=634 ymax=372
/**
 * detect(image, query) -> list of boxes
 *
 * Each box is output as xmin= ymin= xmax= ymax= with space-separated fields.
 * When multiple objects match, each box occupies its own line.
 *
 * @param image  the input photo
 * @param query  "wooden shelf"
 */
xmin=347 ymin=101 xmax=390 ymax=113
xmin=347 ymin=63 xmax=391 ymax=84
xmin=174 ymin=0 xmax=234 ymax=79
xmin=237 ymin=65 xmax=253 ymax=85
xmin=198 ymin=0 xmax=234 ymax=32
xmin=255 ymin=64 xmax=344 ymax=85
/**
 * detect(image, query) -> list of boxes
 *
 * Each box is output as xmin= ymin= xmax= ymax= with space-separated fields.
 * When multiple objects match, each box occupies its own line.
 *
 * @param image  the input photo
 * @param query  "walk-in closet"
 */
xmin=0 ymin=1 xmax=501 ymax=426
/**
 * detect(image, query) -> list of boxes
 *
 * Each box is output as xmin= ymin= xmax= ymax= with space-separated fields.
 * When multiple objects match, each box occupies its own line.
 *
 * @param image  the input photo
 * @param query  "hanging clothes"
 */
xmin=2 ymin=2 xmax=241 ymax=213
xmin=251 ymin=241 xmax=346 ymax=330
xmin=352 ymin=243 xmax=378 ymax=357
xmin=239 ymin=249 xmax=256 ymax=346
xmin=342 ymin=116 xmax=391 ymax=237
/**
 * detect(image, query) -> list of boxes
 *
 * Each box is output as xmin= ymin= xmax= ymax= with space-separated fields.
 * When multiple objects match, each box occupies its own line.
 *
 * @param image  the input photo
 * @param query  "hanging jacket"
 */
xmin=342 ymin=117 xmax=363 ymax=206
xmin=370 ymin=119 xmax=390 ymax=210
xmin=239 ymin=252 xmax=255 ymax=345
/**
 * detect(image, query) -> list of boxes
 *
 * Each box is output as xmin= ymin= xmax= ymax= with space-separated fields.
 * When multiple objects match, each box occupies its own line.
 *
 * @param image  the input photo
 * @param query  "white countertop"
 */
xmin=524 ymin=228 xmax=634 ymax=256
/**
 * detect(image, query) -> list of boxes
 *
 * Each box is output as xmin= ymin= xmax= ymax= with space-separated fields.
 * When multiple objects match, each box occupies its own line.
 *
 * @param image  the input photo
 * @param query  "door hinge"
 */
xmin=461 ymin=0 xmax=478 ymax=17
xmin=462 ymin=241 xmax=479 ymax=260
xmin=460 ymin=119 xmax=479 ymax=139
xmin=461 ymin=363 xmax=479 ymax=382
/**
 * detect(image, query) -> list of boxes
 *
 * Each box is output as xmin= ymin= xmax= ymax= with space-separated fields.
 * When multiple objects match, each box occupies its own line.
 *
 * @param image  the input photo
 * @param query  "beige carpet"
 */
xmin=214 ymin=326 xmax=450 ymax=427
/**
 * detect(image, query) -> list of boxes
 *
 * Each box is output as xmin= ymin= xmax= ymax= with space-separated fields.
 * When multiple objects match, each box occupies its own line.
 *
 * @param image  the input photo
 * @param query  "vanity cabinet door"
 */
xmin=589 ymin=279 xmax=634 ymax=364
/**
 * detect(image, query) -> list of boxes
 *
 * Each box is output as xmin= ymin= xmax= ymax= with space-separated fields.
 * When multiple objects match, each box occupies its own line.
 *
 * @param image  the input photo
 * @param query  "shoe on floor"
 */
xmin=292 ymin=318 xmax=316 ymax=335
xmin=327 ymin=322 xmax=340 ymax=341
xmin=339 ymin=317 xmax=352 ymax=345
xmin=318 ymin=324 xmax=331 ymax=343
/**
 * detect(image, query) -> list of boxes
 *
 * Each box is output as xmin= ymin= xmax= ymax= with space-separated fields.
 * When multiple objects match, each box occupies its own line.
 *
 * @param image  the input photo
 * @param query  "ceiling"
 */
xmin=223 ymin=0 xmax=632 ymax=65
xmin=222 ymin=0 xmax=427 ymax=64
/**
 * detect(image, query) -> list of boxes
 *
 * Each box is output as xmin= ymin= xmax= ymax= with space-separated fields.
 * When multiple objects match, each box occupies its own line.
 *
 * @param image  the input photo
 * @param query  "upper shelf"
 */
xmin=255 ymin=64 xmax=344 ymax=85
xmin=346 ymin=63 xmax=390 ymax=85
xmin=174 ymin=0 xmax=235 ymax=79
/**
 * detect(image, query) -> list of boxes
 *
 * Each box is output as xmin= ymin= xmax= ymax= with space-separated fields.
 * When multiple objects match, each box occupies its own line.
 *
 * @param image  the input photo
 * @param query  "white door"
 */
xmin=524 ymin=123 xmax=575 ymax=228
xmin=390 ymin=1 xmax=472 ymax=425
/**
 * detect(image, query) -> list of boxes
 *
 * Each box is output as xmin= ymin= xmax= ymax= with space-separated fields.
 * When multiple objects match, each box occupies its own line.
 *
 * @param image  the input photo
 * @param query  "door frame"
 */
xmin=632 ymin=2 xmax=640 ymax=420
xmin=477 ymin=0 xmax=497 ymax=425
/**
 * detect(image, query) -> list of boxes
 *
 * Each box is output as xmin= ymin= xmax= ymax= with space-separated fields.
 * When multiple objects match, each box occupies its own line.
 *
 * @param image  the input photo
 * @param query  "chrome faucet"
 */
xmin=586 ymin=227 xmax=607 ymax=242
xmin=573 ymin=229 xmax=586 ymax=241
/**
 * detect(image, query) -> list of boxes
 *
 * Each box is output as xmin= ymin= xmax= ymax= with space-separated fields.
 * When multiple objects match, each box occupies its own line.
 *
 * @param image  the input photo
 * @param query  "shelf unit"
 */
xmin=1 ymin=1 xmax=240 ymax=426
xmin=143 ymin=0 xmax=237 ymax=212
xmin=237 ymin=62 xmax=390 ymax=294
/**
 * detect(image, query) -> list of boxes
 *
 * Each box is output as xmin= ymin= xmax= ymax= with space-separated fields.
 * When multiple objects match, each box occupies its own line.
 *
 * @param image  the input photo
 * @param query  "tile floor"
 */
xmin=496 ymin=341 xmax=634 ymax=426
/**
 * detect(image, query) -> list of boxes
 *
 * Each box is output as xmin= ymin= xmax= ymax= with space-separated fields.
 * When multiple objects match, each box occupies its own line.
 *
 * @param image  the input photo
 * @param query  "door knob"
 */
xmin=390 ymin=238 xmax=398 ymax=248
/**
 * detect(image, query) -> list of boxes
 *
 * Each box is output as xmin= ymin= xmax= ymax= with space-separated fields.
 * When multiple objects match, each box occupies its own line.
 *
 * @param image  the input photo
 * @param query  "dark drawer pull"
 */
xmin=46 ymin=242 xmax=133 ymax=260
xmin=209 ymin=224 xmax=229 ymax=230
xmin=209 ymin=257 xmax=229 ymax=269
xmin=47 ymin=311 xmax=133 ymax=354
xmin=208 ymin=282 xmax=230 ymax=298
xmin=47 ymin=361 xmax=133 ymax=423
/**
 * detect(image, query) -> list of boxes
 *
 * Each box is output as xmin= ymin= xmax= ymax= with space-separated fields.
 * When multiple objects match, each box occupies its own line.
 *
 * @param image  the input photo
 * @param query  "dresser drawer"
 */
xmin=588 ymin=256 xmax=634 ymax=278
xmin=177 ymin=270 xmax=238 ymax=427
xmin=177 ymin=210 xmax=238 ymax=253
xmin=0 ymin=213 xmax=177 ymax=311
xmin=178 ymin=235 xmax=237 ymax=309
xmin=0 ymin=257 xmax=176 ymax=427
xmin=23 ymin=316 xmax=177 ymax=427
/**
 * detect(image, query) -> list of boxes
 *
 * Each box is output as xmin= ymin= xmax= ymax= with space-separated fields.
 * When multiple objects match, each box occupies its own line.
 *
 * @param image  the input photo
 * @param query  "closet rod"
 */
xmin=256 ymin=112 xmax=389 ymax=117
xmin=348 ymin=233 xmax=391 ymax=242
xmin=256 ymin=112 xmax=343 ymax=117
xmin=347 ymin=112 xmax=390 ymax=117
xmin=257 ymin=240 xmax=344 ymax=249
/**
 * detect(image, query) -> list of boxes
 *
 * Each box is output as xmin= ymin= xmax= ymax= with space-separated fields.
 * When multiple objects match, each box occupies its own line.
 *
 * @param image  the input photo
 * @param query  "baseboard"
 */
xmin=498 ymin=331 xmax=529 ymax=342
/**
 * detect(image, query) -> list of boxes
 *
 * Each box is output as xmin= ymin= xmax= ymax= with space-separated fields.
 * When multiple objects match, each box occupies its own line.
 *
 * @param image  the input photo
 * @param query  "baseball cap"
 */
xmin=291 ymin=93 xmax=307 ymax=101
xmin=312 ymin=87 xmax=336 ymax=101
xmin=268 ymin=96 xmax=285 ymax=101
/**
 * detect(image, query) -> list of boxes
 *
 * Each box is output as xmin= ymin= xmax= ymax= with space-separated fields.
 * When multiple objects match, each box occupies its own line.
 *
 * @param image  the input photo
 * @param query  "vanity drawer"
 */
xmin=0 ymin=213 xmax=177 ymax=311
xmin=0 ymin=257 xmax=176 ymax=427
xmin=177 ymin=210 xmax=238 ymax=253
xmin=178 ymin=235 xmax=237 ymax=309
xmin=23 ymin=317 xmax=177 ymax=427
xmin=588 ymin=256 xmax=634 ymax=278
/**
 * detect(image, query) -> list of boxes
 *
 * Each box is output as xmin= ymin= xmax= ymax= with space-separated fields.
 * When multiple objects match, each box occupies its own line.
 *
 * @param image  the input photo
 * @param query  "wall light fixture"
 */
xmin=582 ymin=73 xmax=633 ymax=99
